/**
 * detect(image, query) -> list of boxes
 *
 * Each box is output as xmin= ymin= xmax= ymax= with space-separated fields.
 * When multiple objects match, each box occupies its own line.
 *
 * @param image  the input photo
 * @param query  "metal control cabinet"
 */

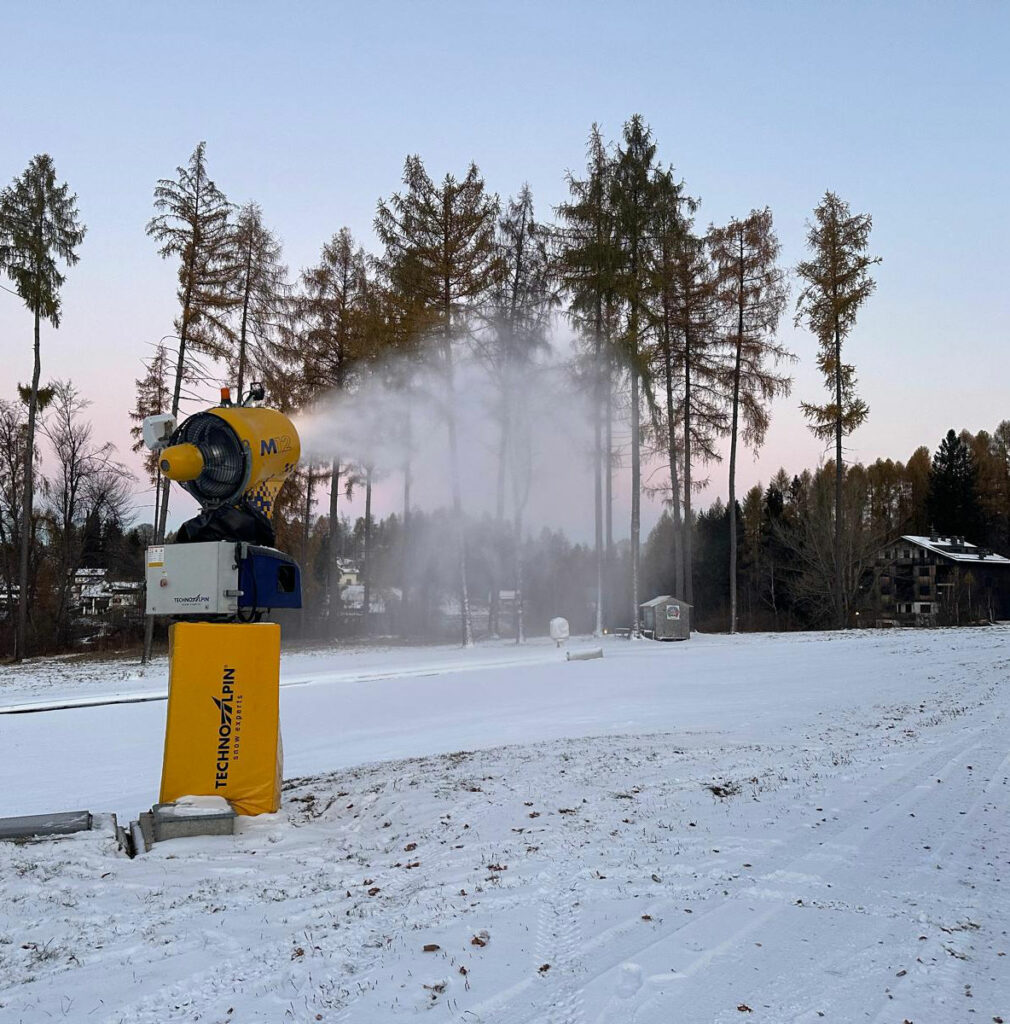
xmin=146 ymin=542 xmax=241 ymax=616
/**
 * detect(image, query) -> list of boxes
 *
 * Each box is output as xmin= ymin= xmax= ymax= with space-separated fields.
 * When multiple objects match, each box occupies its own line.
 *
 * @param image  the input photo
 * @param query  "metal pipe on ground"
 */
xmin=566 ymin=647 xmax=604 ymax=662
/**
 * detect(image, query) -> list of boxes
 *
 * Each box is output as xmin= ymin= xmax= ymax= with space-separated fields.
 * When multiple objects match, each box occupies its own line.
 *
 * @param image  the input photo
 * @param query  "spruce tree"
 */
xmin=375 ymin=156 xmax=499 ymax=647
xmin=927 ymin=429 xmax=981 ymax=539
xmin=556 ymin=124 xmax=620 ymax=635
xmin=709 ymin=209 xmax=792 ymax=632
xmin=796 ymin=191 xmax=879 ymax=628
xmin=0 ymin=154 xmax=86 ymax=660
xmin=612 ymin=115 xmax=658 ymax=635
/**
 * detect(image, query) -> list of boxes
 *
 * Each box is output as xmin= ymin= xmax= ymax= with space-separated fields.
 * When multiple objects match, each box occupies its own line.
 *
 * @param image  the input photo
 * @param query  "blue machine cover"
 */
xmin=237 ymin=546 xmax=302 ymax=610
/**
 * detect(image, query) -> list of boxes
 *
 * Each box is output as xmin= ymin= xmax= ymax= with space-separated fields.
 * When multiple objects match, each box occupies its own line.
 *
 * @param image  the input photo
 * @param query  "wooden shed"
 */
xmin=640 ymin=595 xmax=691 ymax=640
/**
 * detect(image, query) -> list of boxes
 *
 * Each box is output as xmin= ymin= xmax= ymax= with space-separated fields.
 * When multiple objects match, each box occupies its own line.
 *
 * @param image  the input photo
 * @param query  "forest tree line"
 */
xmin=4 ymin=116 xmax=993 ymax=658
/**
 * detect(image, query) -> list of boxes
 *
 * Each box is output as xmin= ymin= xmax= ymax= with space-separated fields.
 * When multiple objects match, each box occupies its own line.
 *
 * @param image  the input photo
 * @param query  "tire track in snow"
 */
xmin=534 ymin=877 xmax=584 ymax=1024
xmin=495 ymin=721 xmax=996 ymax=1023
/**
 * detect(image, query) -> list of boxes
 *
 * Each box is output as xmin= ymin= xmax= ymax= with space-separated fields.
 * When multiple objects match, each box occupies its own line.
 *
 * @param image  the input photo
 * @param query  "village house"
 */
xmin=335 ymin=560 xmax=360 ymax=586
xmin=873 ymin=534 xmax=1010 ymax=626
xmin=69 ymin=569 xmax=144 ymax=618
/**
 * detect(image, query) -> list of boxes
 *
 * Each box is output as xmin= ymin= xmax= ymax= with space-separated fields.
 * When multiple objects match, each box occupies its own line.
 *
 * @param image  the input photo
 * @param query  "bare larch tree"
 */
xmin=709 ymin=209 xmax=792 ymax=632
xmin=795 ymin=191 xmax=879 ymax=628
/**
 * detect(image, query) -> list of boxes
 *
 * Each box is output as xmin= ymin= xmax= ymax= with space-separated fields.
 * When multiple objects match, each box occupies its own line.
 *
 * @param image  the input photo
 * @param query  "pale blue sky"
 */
xmin=1 ymin=1 xmax=1008 ymax=535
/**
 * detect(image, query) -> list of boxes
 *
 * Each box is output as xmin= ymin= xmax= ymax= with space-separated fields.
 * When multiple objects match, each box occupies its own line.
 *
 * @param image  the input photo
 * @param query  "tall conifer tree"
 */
xmin=0 ymin=154 xmax=86 ymax=660
xmin=290 ymin=229 xmax=372 ymax=613
xmin=556 ymin=125 xmax=621 ymax=635
xmin=709 ymin=209 xmax=792 ymax=632
xmin=227 ymin=202 xmax=287 ymax=400
xmin=612 ymin=115 xmax=658 ymax=635
xmin=143 ymin=142 xmax=233 ymax=662
xmin=670 ymin=229 xmax=725 ymax=608
xmin=927 ymin=429 xmax=981 ymax=538
xmin=145 ymin=142 xmax=234 ymax=541
xmin=796 ymin=191 xmax=879 ymax=627
xmin=647 ymin=166 xmax=696 ymax=601
xmin=375 ymin=157 xmax=499 ymax=647
xmin=478 ymin=184 xmax=554 ymax=639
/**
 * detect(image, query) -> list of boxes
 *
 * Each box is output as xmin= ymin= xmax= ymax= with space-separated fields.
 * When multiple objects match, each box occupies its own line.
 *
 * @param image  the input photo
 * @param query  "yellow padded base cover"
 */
xmin=160 ymin=622 xmax=283 ymax=815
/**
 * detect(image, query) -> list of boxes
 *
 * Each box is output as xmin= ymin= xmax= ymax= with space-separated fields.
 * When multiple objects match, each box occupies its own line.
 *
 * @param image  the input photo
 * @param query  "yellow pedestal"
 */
xmin=160 ymin=622 xmax=283 ymax=815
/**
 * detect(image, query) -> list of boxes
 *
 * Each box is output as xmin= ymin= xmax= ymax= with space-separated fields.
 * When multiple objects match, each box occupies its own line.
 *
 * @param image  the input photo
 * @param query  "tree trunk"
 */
xmin=442 ymin=255 xmax=473 ymax=646
xmin=769 ymin=560 xmax=779 ymax=630
xmin=363 ymin=466 xmax=372 ymax=636
xmin=511 ymin=446 xmax=526 ymax=645
xmin=143 ymin=277 xmax=194 ymax=665
xmin=513 ymin=508 xmax=524 ymax=644
xmin=301 ymin=466 xmax=314 ymax=562
xmin=593 ymin=323 xmax=604 ymax=637
xmin=299 ymin=466 xmax=314 ymax=637
xmin=489 ymin=402 xmax=509 ymax=638
xmin=446 ymin=390 xmax=473 ymax=647
xmin=683 ymin=324 xmax=695 ymax=610
xmin=834 ymin=320 xmax=844 ymax=628
xmin=327 ymin=457 xmax=341 ymax=622
xmin=237 ymin=244 xmax=252 ymax=399
xmin=604 ymin=348 xmax=614 ymax=627
xmin=662 ymin=317 xmax=684 ymax=599
xmin=400 ymin=407 xmax=412 ymax=637
xmin=729 ymin=276 xmax=744 ymax=634
xmin=630 ymin=363 xmax=641 ymax=637
xmin=15 ymin=308 xmax=41 ymax=662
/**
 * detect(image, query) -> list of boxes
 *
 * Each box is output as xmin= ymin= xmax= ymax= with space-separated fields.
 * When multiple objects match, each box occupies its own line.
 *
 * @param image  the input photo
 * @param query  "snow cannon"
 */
xmin=158 ymin=388 xmax=299 ymax=528
xmin=142 ymin=384 xmax=301 ymax=817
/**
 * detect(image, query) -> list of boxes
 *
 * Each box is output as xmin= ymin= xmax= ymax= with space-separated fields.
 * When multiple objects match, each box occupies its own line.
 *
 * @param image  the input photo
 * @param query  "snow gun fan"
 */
xmin=156 ymin=384 xmax=300 ymax=546
xmin=142 ymin=384 xmax=301 ymax=818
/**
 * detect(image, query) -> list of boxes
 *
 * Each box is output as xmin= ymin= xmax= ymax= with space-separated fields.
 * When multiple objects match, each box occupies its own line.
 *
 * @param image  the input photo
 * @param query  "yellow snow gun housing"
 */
xmin=160 ymin=405 xmax=299 ymax=520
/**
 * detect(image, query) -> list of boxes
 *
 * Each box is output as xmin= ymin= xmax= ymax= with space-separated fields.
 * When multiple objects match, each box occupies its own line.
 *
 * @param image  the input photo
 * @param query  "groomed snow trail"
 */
xmin=0 ymin=628 xmax=1008 ymax=1023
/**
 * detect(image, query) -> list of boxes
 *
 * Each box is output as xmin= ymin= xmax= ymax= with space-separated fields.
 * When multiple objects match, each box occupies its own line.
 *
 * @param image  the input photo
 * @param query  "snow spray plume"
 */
xmin=292 ymin=334 xmax=598 ymax=535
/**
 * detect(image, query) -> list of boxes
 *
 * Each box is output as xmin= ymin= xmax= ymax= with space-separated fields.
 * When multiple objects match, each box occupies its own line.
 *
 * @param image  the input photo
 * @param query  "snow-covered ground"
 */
xmin=1 ymin=628 xmax=1008 ymax=1023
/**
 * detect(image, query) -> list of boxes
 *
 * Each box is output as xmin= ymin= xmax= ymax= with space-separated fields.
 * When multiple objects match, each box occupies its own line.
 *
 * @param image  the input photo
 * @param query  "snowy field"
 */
xmin=1 ymin=628 xmax=1008 ymax=1023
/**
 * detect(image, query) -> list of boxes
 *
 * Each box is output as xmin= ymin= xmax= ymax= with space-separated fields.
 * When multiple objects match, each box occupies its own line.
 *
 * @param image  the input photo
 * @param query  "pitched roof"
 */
xmin=640 ymin=595 xmax=693 ymax=608
xmin=900 ymin=535 xmax=1010 ymax=565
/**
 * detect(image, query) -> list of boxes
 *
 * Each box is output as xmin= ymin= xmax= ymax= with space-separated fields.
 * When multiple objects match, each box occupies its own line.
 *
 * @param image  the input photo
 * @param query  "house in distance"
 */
xmin=873 ymin=534 xmax=1010 ymax=626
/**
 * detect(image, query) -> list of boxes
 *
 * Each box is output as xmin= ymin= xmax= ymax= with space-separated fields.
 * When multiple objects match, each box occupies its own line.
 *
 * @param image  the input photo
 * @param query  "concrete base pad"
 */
xmin=152 ymin=800 xmax=236 ymax=842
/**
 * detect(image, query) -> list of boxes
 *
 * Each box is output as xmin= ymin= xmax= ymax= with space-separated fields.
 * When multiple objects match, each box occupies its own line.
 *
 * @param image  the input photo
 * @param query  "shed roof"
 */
xmin=640 ymin=595 xmax=693 ymax=609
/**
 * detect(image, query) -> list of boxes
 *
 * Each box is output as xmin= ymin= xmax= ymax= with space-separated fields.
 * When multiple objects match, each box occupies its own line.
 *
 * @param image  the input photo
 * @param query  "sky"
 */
xmin=1 ymin=1 xmax=1008 ymax=540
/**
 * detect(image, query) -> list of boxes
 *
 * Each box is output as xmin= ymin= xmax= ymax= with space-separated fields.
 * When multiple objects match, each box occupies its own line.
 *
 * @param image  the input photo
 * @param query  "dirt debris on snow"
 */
xmin=1 ymin=627 xmax=1009 ymax=1022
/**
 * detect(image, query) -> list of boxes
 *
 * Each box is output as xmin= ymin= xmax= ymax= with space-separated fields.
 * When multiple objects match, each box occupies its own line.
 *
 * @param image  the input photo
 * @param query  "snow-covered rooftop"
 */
xmin=901 ymin=535 xmax=1010 ymax=564
xmin=640 ymin=594 xmax=692 ymax=608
